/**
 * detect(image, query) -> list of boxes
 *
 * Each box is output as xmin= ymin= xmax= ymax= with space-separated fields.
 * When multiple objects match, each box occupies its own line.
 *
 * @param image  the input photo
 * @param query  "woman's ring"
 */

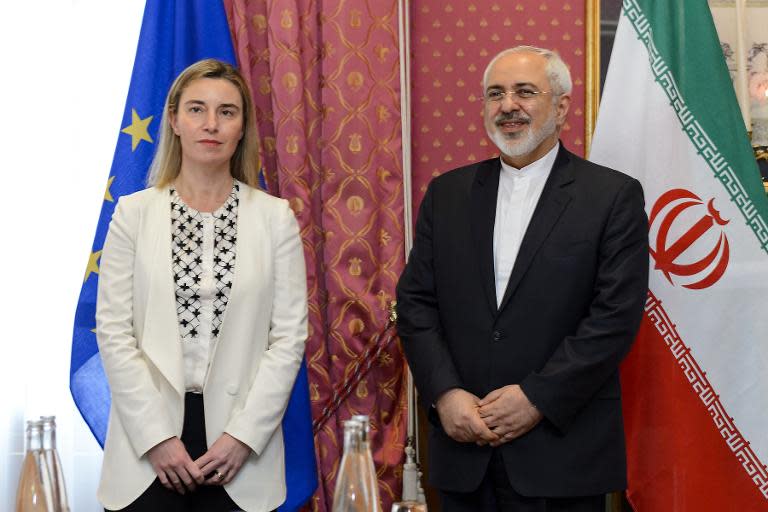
xmin=214 ymin=470 xmax=224 ymax=480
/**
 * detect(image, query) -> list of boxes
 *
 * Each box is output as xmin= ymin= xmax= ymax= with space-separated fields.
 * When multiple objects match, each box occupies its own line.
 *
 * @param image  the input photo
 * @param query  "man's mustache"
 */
xmin=494 ymin=112 xmax=531 ymax=125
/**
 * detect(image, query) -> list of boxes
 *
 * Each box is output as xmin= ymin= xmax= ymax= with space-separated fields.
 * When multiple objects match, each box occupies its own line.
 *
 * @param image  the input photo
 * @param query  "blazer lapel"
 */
xmin=140 ymin=188 xmax=185 ymax=397
xmin=498 ymin=147 xmax=575 ymax=311
xmin=470 ymin=159 xmax=502 ymax=312
xmin=205 ymin=184 xmax=257 ymax=381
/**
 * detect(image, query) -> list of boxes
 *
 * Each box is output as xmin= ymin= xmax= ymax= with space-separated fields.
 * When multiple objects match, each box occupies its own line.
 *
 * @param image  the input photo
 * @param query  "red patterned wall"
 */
xmin=410 ymin=0 xmax=588 ymax=209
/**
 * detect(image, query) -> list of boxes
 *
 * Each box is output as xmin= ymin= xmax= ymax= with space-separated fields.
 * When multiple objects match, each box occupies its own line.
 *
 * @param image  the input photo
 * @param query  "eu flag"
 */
xmin=70 ymin=1 xmax=317 ymax=509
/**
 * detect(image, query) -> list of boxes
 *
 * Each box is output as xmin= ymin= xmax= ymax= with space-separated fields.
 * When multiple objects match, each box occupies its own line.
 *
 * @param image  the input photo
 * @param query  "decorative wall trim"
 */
xmin=585 ymin=0 xmax=601 ymax=155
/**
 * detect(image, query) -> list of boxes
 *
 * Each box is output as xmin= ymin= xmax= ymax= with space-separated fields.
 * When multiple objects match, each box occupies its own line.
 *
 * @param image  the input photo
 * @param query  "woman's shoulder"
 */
xmin=116 ymin=186 xmax=167 ymax=209
xmin=237 ymin=182 xmax=290 ymax=211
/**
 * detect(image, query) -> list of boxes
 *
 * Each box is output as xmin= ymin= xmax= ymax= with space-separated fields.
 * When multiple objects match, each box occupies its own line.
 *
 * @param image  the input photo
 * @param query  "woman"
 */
xmin=95 ymin=59 xmax=308 ymax=512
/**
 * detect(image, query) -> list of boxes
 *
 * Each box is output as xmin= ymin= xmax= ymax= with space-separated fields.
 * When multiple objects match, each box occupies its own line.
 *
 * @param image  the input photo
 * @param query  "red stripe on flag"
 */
xmin=621 ymin=293 xmax=768 ymax=510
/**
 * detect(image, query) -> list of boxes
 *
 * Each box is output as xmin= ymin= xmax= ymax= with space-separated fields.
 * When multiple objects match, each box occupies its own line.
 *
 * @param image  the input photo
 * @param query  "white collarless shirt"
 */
xmin=493 ymin=143 xmax=559 ymax=307
xmin=170 ymin=182 xmax=239 ymax=393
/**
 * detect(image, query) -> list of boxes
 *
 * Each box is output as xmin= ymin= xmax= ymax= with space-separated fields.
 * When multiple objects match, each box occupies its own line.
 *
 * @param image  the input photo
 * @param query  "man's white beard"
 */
xmin=488 ymin=112 xmax=557 ymax=161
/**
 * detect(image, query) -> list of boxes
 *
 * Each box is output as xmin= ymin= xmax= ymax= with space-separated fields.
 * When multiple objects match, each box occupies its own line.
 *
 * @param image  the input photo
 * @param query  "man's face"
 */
xmin=482 ymin=52 xmax=570 ymax=167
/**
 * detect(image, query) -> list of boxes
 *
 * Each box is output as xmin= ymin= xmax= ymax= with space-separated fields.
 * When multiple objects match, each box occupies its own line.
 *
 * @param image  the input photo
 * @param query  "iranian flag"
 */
xmin=590 ymin=0 xmax=768 ymax=510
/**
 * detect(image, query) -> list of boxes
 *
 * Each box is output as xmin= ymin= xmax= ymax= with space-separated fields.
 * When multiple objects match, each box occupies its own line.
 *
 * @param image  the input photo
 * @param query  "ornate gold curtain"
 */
xmin=225 ymin=1 xmax=408 ymax=509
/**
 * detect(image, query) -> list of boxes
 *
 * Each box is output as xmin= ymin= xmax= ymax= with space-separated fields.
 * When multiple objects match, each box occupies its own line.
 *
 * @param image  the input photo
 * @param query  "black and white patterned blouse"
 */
xmin=170 ymin=181 xmax=239 ymax=392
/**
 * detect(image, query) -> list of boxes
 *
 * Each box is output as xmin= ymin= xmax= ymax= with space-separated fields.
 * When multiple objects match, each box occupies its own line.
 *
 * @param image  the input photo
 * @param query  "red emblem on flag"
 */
xmin=648 ymin=188 xmax=730 ymax=290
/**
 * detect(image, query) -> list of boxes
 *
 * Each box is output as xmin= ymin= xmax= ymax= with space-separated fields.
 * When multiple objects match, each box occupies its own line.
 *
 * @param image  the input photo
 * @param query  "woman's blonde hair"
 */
xmin=147 ymin=59 xmax=260 ymax=188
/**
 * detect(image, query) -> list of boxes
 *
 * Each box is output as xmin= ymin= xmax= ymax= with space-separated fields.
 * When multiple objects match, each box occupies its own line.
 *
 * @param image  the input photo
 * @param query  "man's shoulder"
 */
xmin=430 ymin=157 xmax=498 ymax=188
xmin=567 ymin=149 xmax=638 ymax=187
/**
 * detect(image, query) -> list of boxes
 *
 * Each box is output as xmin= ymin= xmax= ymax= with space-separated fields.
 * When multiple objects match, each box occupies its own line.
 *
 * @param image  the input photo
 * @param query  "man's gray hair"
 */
xmin=482 ymin=45 xmax=573 ymax=96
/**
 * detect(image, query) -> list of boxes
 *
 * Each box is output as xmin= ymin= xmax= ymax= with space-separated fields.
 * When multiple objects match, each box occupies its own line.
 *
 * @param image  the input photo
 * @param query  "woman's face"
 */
xmin=170 ymin=77 xmax=244 ymax=174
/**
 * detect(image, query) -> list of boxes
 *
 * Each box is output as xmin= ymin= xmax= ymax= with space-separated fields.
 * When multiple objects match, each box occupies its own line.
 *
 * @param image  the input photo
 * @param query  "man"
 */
xmin=396 ymin=46 xmax=649 ymax=511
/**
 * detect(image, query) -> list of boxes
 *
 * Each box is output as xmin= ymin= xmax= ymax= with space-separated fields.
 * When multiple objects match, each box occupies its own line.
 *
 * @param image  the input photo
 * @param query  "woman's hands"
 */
xmin=146 ymin=437 xmax=204 ymax=494
xmin=147 ymin=433 xmax=251 ymax=493
xmin=195 ymin=432 xmax=252 ymax=486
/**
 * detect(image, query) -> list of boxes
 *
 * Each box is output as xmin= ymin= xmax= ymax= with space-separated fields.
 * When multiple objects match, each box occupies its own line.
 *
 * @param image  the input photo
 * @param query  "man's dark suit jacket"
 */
xmin=396 ymin=145 xmax=649 ymax=498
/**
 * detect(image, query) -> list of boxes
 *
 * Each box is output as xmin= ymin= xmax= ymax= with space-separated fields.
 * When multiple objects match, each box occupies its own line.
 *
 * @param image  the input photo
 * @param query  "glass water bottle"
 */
xmin=40 ymin=416 xmax=69 ymax=512
xmin=332 ymin=419 xmax=376 ymax=511
xmin=15 ymin=420 xmax=51 ymax=512
xmin=351 ymin=415 xmax=382 ymax=512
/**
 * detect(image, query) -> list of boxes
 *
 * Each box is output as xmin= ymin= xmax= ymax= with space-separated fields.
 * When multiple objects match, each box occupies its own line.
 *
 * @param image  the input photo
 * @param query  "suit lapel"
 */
xmin=498 ymin=147 xmax=575 ymax=311
xmin=470 ymin=159 xmax=501 ymax=312
xmin=206 ymin=184 xmax=254 ymax=376
xmin=140 ymin=188 xmax=185 ymax=396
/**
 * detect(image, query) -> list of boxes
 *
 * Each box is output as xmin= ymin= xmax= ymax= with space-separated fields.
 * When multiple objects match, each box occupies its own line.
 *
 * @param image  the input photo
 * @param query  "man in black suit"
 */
xmin=396 ymin=46 xmax=649 ymax=511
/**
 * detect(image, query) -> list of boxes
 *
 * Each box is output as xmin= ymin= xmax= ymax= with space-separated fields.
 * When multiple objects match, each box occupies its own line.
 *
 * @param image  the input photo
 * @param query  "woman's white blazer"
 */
xmin=95 ymin=184 xmax=308 ymax=512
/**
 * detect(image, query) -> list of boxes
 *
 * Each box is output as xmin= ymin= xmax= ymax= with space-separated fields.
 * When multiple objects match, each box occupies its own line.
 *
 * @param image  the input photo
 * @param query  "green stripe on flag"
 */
xmin=623 ymin=0 xmax=768 ymax=252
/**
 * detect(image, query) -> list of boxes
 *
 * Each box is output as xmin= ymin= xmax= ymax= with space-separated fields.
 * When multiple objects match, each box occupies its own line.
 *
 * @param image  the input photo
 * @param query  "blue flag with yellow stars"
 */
xmin=70 ymin=1 xmax=317 ymax=510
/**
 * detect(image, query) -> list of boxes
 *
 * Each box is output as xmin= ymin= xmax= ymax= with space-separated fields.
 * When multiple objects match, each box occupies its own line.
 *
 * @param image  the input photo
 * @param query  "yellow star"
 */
xmin=104 ymin=176 xmax=115 ymax=202
xmin=84 ymin=250 xmax=102 ymax=283
xmin=121 ymin=109 xmax=154 ymax=151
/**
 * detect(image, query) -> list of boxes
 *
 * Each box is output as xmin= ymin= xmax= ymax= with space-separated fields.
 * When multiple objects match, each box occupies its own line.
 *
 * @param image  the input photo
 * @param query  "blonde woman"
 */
xmin=96 ymin=59 xmax=308 ymax=512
